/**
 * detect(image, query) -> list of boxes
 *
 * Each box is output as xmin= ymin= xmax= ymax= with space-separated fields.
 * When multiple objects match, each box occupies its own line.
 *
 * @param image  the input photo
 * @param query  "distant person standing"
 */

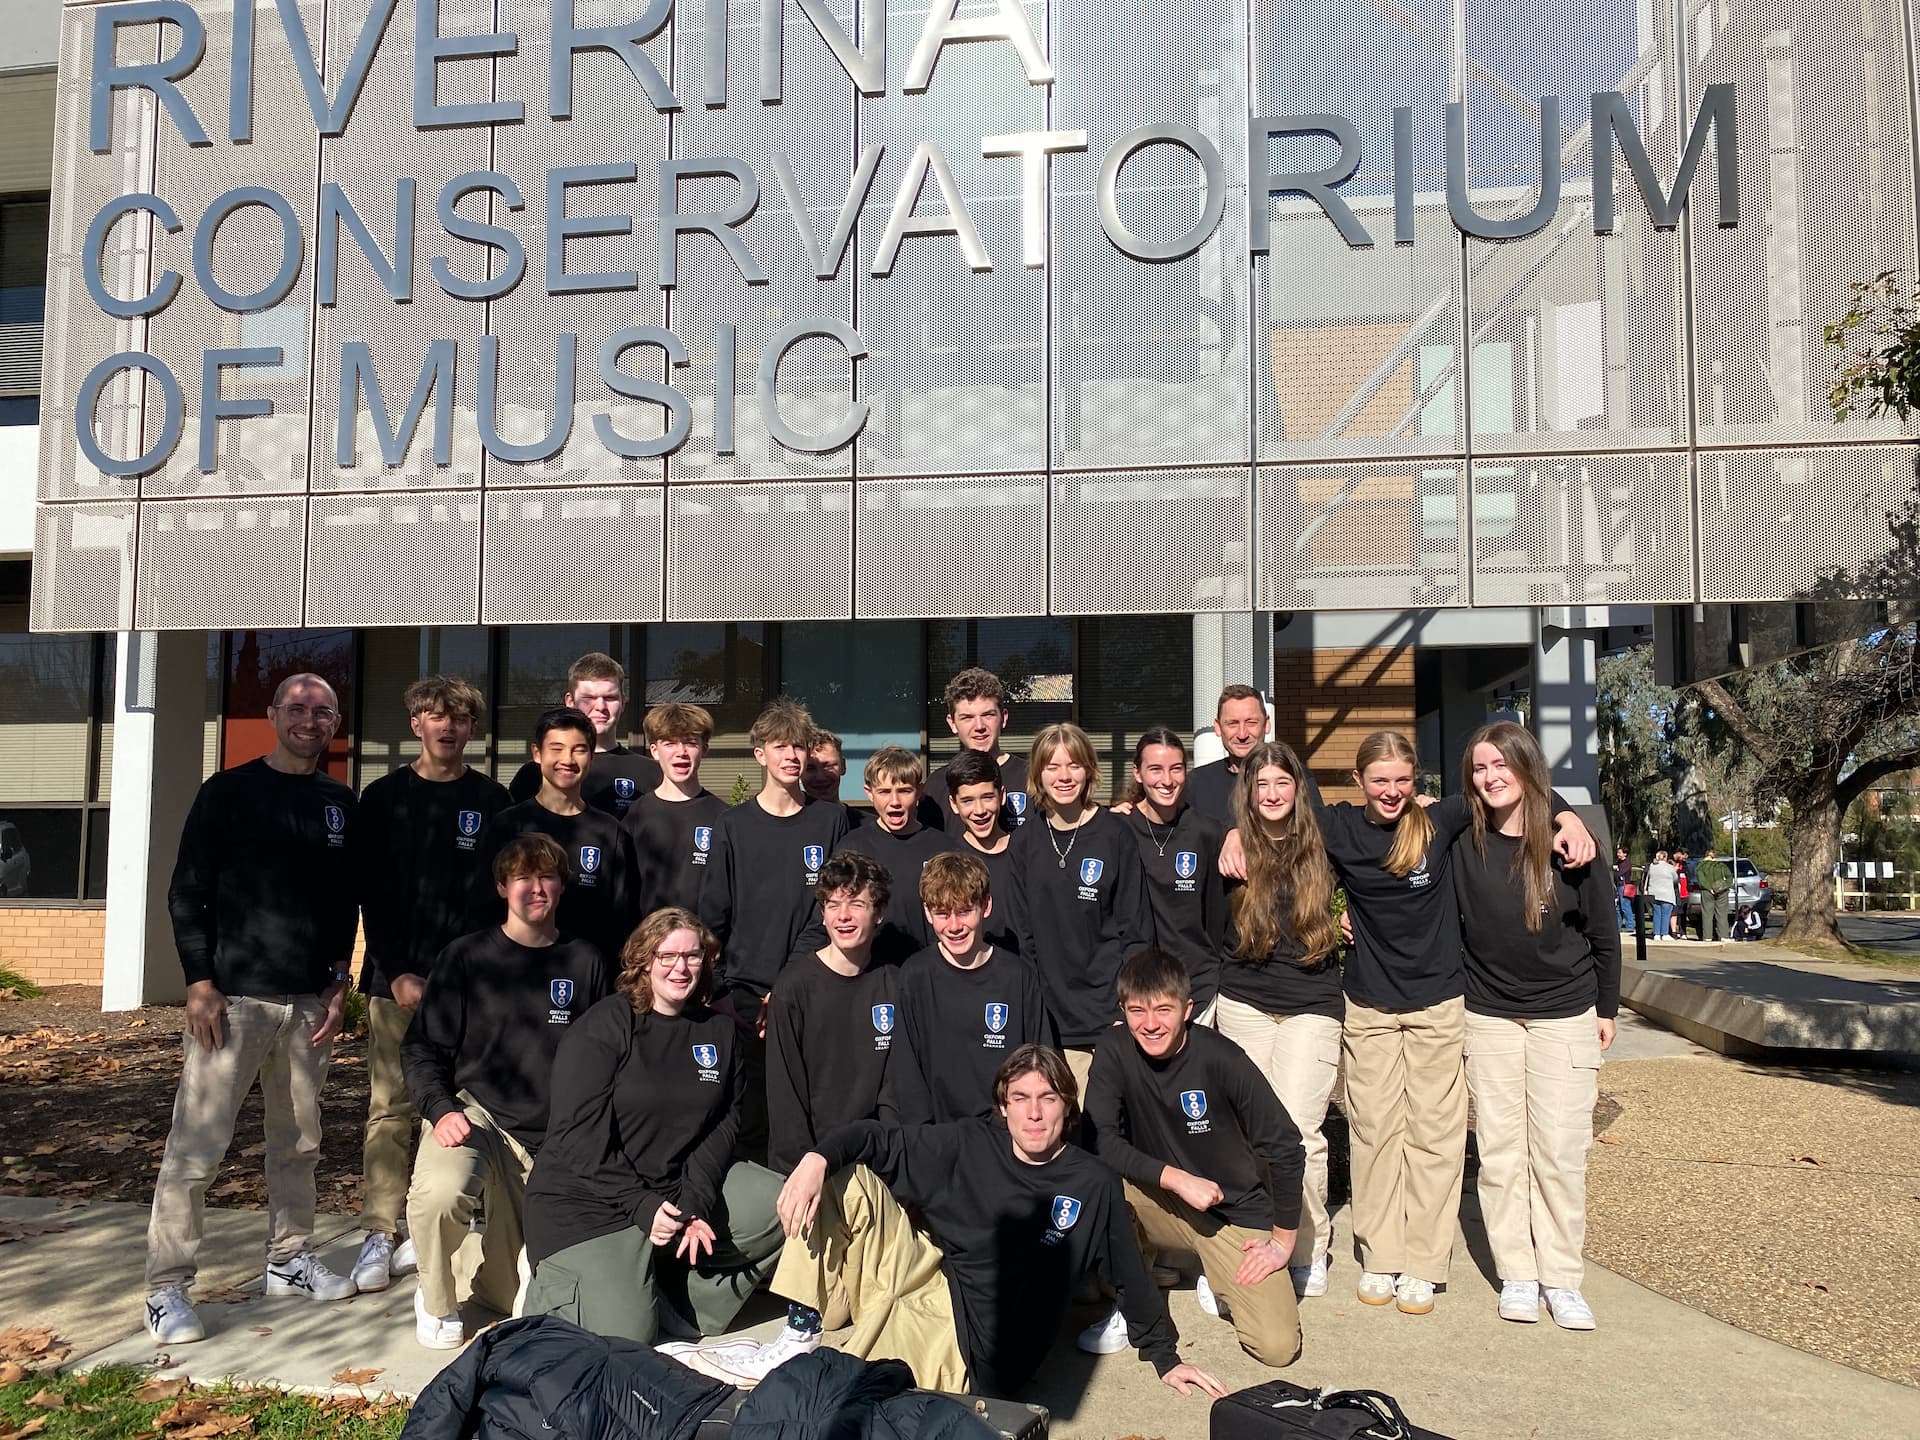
xmin=1670 ymin=850 xmax=1692 ymax=937
xmin=1611 ymin=847 xmax=1635 ymax=934
xmin=1694 ymin=849 xmax=1733 ymax=942
xmin=144 ymin=674 xmax=361 ymax=1344
xmin=508 ymin=653 xmax=660 ymax=820
xmin=1643 ymin=852 xmax=1677 ymax=941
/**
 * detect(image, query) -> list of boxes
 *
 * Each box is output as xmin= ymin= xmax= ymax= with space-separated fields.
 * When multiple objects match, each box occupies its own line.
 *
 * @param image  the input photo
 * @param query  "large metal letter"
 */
xmin=318 ymin=180 xmax=416 ymax=304
xmin=760 ymin=0 xmax=886 ymax=102
xmin=479 ymin=334 xmax=576 ymax=463
xmin=1592 ymin=84 xmax=1737 ymax=232
xmin=550 ymin=0 xmax=677 ymax=118
xmin=983 ymin=129 xmax=1087 ymax=268
xmin=871 ymin=144 xmax=990 ymax=276
xmin=770 ymin=145 xmax=884 ymax=280
xmin=435 ymin=173 xmax=527 ymax=301
xmin=198 ymin=348 xmax=281 ymax=472
xmin=594 ymin=326 xmax=692 ymax=458
xmin=193 ymin=187 xmax=303 ymax=313
xmin=548 ymin=164 xmax=640 ymax=295
xmin=336 ymin=340 xmax=455 ymax=468
xmin=758 ymin=319 xmax=867 ymax=453
xmin=659 ymin=159 xmax=769 ymax=288
xmin=91 ymin=1 xmax=208 ymax=153
xmin=1250 ymin=116 xmax=1371 ymax=249
xmin=904 ymin=0 xmax=1051 ymax=92
xmin=84 ymin=195 xmax=183 ymax=318
xmin=1445 ymin=96 xmax=1561 ymax=240
xmin=1094 ymin=124 xmax=1222 ymax=263
xmin=76 ymin=353 xmax=182 ymax=478
xmin=415 ymin=0 xmax=521 ymax=129
xmin=269 ymin=0 xmax=396 ymax=138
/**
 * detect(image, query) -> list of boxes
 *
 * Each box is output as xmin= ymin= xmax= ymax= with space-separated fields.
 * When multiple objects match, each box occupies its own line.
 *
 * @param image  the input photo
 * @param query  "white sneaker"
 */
xmin=1356 ymin=1270 xmax=1396 ymax=1306
xmin=676 ymin=1340 xmax=763 ymax=1383
xmin=144 ymin=1285 xmax=205 ymax=1344
xmin=1290 ymin=1256 xmax=1329 ymax=1298
xmin=1498 ymin=1280 xmax=1541 ymax=1323
xmin=691 ymin=1326 xmax=822 ymax=1387
xmin=390 ymin=1237 xmax=417 ymax=1275
xmin=1075 ymin=1306 xmax=1130 ymax=1355
xmin=1194 ymin=1273 xmax=1219 ymax=1317
xmin=1543 ymin=1287 xmax=1597 ymax=1330
xmin=654 ymin=1340 xmax=705 ymax=1369
xmin=1394 ymin=1275 xmax=1435 ymax=1315
xmin=351 ymin=1233 xmax=395 ymax=1292
xmin=414 ymin=1286 xmax=464 ymax=1349
xmin=264 ymin=1251 xmax=356 ymax=1301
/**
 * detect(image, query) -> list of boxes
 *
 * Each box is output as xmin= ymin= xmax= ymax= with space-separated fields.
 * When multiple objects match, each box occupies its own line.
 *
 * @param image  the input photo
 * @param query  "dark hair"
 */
xmin=817 ymin=850 xmax=893 ymax=915
xmin=751 ymin=698 xmax=815 ymax=750
xmin=1125 ymin=726 xmax=1190 ymax=805
xmin=944 ymin=668 xmax=1008 ymax=712
xmin=404 ymin=674 xmax=485 ymax=723
xmin=993 ymin=1044 xmax=1080 ymax=1129
xmin=945 ymin=748 xmax=1003 ymax=797
xmin=492 ymin=832 xmax=569 ymax=887
xmin=532 ymin=706 xmax=595 ymax=750
xmin=565 ymin=652 xmax=627 ymax=696
xmin=617 ymin=908 xmax=718 ymax=1014
xmin=1216 ymin=683 xmax=1265 ymax=714
xmin=1116 ymin=947 xmax=1192 ymax=1009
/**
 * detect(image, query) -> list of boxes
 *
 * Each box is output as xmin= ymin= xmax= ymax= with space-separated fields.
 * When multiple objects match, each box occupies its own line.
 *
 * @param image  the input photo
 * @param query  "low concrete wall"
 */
xmin=1622 ymin=948 xmax=1920 ymax=1062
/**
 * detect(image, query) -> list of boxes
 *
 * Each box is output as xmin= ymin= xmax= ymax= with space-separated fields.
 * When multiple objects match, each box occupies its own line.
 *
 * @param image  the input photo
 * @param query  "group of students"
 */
xmin=142 ymin=654 xmax=1621 ymax=1405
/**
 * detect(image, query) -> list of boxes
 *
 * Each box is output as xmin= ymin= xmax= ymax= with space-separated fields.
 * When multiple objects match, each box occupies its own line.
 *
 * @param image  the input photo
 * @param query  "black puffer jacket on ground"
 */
xmin=725 ymin=1347 xmax=998 ymax=1440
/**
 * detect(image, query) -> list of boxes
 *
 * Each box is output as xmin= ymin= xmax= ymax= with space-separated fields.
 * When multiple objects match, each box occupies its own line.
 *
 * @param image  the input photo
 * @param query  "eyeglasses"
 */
xmin=652 ymin=950 xmax=704 ymax=971
xmin=276 ymin=703 xmax=339 ymax=724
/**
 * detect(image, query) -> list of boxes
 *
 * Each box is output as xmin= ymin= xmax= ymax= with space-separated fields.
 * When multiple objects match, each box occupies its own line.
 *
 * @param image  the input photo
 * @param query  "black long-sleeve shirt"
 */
xmin=468 ymin=801 xmax=638 ymax=964
xmin=1085 ymin=1025 xmax=1305 ymax=1233
xmin=917 ymin=754 xmax=1032 ymax=834
xmin=620 ymin=789 xmax=728 ymax=913
xmin=959 ymin=837 xmax=1023 ymax=954
xmin=524 ymin=996 xmax=745 ymax=1265
xmin=167 ymin=759 xmax=359 ymax=997
xmin=510 ymin=744 xmax=662 ymax=821
xmin=356 ymin=765 xmax=512 ymax=998
xmin=815 ymin=1118 xmax=1180 ymax=1396
xmin=400 ymin=928 xmax=609 ymax=1152
xmin=1188 ymin=760 xmax=1324 ymax=826
xmin=765 ymin=954 xmax=898 ymax=1173
xmin=1454 ymin=831 xmax=1622 ymax=1020
xmin=1007 ymin=809 xmax=1156 ymax=1046
xmin=697 ymin=797 xmax=850 ymax=998
xmin=1123 ymin=804 xmax=1230 ymax=1014
xmin=1219 ymin=880 xmax=1345 ymax=1019
xmin=890 ymin=944 xmax=1051 ymax=1125
xmin=835 ymin=822 xmax=961 ymax=958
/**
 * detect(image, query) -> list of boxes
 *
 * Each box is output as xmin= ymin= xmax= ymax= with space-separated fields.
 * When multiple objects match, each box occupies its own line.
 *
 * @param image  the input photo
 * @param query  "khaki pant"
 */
xmin=1214 ymin=998 xmax=1342 ymax=1265
xmin=526 ymin=1161 xmax=786 ymax=1342
xmin=406 ymin=1096 xmax=533 ymax=1316
xmin=1064 ymin=1045 xmax=1096 ymax=1100
xmin=146 ymin=994 xmax=333 ymax=1291
xmin=1464 ymin=1010 xmax=1601 ymax=1290
xmin=360 ymin=996 xmax=417 ymax=1238
xmin=1125 ymin=1181 xmax=1302 ymax=1367
xmin=1342 ymin=996 xmax=1466 ymax=1284
xmin=772 ymin=1164 xmax=969 ymax=1392
xmin=1702 ymin=895 xmax=1731 ymax=942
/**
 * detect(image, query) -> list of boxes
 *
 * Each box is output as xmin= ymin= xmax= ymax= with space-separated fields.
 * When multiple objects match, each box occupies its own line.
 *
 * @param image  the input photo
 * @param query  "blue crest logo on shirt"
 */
xmin=457 ymin=810 xmax=482 ymax=837
xmin=872 ymin=1004 xmax=895 ymax=1034
xmin=1009 ymin=792 xmax=1028 ymax=816
xmin=1079 ymin=857 xmax=1104 ymax=887
xmin=1051 ymin=1195 xmax=1082 ymax=1231
xmin=614 ymin=777 xmax=636 ymax=799
xmin=579 ymin=846 xmax=602 ymax=874
xmin=1174 ymin=851 xmax=1198 ymax=880
xmin=693 ymin=827 xmax=713 ymax=853
xmin=803 ymin=845 xmax=825 ymax=872
xmin=985 ymin=1003 xmax=1008 ymax=1034
xmin=323 ymin=805 xmax=345 ymax=834
xmin=1181 ymin=1089 xmax=1209 ymax=1120
xmin=692 ymin=1044 xmax=719 ymax=1070
xmin=550 ymin=978 xmax=574 ymax=1009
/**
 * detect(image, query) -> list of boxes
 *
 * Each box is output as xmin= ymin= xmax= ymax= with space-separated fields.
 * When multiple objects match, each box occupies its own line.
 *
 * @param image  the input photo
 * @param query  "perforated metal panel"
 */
xmin=30 ymin=502 xmax=136 ymax=633
xmin=855 ymin=476 xmax=1048 ymax=616
xmin=668 ymin=482 xmax=853 ymax=620
xmin=1471 ymin=451 xmax=1693 ymax=605
xmin=37 ymin=7 xmax=155 ymax=501
xmin=133 ymin=497 xmax=308 ymax=629
xmin=1464 ymin=0 xmax=1685 ymax=452
xmin=305 ymin=495 xmax=481 ymax=626
xmin=1258 ymin=459 xmax=1467 ymax=608
xmin=480 ymin=487 xmax=666 ymax=624
xmin=1688 ymin=0 xmax=1920 ymax=447
xmin=1050 ymin=467 xmax=1251 ymax=613
xmin=1698 ymin=446 xmax=1920 ymax=601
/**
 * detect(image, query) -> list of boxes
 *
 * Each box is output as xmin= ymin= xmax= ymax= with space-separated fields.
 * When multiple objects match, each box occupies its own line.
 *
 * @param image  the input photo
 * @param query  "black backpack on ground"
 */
xmin=1211 ymin=1380 xmax=1454 ymax=1440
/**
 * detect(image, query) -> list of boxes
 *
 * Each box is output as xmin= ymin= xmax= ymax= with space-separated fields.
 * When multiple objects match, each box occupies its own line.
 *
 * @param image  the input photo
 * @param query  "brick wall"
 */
xmin=1273 ymin=645 xmax=1418 ymax=804
xmin=0 ymin=908 xmax=106 ymax=988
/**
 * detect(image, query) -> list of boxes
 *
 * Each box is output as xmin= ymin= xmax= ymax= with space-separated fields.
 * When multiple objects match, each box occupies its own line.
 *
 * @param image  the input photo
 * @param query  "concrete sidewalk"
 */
xmin=12 ymin=1187 xmax=1913 ymax=1440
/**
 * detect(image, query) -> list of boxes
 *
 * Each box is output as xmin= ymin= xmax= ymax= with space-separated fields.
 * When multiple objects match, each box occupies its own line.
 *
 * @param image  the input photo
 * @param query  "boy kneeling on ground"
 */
xmin=1080 ymin=947 xmax=1307 ymax=1368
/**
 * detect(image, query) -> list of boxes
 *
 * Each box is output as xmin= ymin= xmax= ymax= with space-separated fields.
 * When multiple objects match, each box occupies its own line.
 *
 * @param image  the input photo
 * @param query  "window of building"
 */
xmin=1078 ymin=617 xmax=1195 ymax=803
xmin=0 ymin=195 xmax=48 ymax=423
xmin=781 ymin=623 xmax=923 ymax=800
xmin=647 ymin=623 xmax=768 ymax=800
xmin=356 ymin=628 xmax=494 ymax=788
xmin=497 ymin=626 xmax=627 ymax=760
xmin=925 ymin=620 xmax=1074 ymax=775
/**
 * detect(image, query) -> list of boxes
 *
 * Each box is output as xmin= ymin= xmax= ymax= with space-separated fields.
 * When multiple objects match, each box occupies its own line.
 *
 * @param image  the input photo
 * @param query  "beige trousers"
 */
xmin=1064 ymin=1045 xmax=1096 ymax=1102
xmin=1342 ymin=996 xmax=1466 ymax=1284
xmin=146 ymin=995 xmax=333 ymax=1291
xmin=1125 ymin=1181 xmax=1302 ymax=1367
xmin=1464 ymin=1010 xmax=1601 ymax=1290
xmin=772 ymin=1164 xmax=969 ymax=1392
xmin=360 ymin=996 xmax=417 ymax=1238
xmin=406 ymin=1095 xmax=533 ymax=1316
xmin=1213 ymin=998 xmax=1342 ymax=1265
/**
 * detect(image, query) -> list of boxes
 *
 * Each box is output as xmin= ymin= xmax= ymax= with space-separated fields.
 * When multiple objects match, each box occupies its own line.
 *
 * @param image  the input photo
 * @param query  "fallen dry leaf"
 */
xmin=1595 ymin=1134 xmax=1622 ymax=1145
xmin=170 ymin=1417 xmax=252 ymax=1440
xmin=26 ymin=1144 xmax=59 ymax=1158
xmin=330 ymin=1367 xmax=384 ymax=1386
xmin=1790 ymin=1154 xmax=1822 ymax=1166
xmin=133 ymin=1377 xmax=190 ymax=1402
xmin=1803 ymin=1280 xmax=1830 ymax=1293
xmin=0 ymin=1362 xmax=24 ymax=1385
xmin=0 ymin=1221 xmax=74 ymax=1245
xmin=0 ymin=1416 xmax=48 ymax=1440
xmin=246 ymin=1327 xmax=271 ymax=1337
xmin=0 ymin=1328 xmax=70 ymax=1365
xmin=24 ymin=1391 xmax=61 ymax=1410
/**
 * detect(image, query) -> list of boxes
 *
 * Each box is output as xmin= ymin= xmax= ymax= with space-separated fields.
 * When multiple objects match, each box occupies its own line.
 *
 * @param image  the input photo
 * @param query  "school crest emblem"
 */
xmin=872 ymin=1004 xmax=895 ymax=1034
xmin=803 ymin=845 xmax=825 ymax=872
xmin=1051 ymin=1195 xmax=1082 ymax=1231
xmin=985 ymin=1003 xmax=1008 ymax=1034
xmin=1009 ymin=792 xmax=1028 ymax=816
xmin=614 ymin=778 xmax=636 ymax=800
xmin=1181 ymin=1089 xmax=1209 ymax=1120
xmin=1174 ymin=851 xmax=1198 ymax=879
xmin=323 ymin=805 xmax=345 ymax=834
xmin=550 ymin=978 xmax=575 ymax=1008
xmin=1079 ymin=857 xmax=1104 ymax=887
xmin=693 ymin=827 xmax=713 ymax=853
xmin=579 ymin=846 xmax=602 ymax=873
xmin=692 ymin=1044 xmax=719 ymax=1070
xmin=457 ymin=810 xmax=482 ymax=837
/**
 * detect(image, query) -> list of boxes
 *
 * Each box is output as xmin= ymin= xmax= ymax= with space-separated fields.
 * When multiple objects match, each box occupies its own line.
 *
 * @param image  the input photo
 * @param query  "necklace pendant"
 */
xmin=1059 ymin=856 xmax=1067 ymax=869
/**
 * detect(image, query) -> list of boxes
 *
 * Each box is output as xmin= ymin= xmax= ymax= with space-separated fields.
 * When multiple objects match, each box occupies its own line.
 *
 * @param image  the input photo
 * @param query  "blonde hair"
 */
xmin=1353 ymin=730 xmax=1432 ymax=878
xmin=617 ymin=908 xmax=718 ymax=1014
xmin=1027 ymin=723 xmax=1099 ymax=815
xmin=864 ymin=744 xmax=925 ymax=789
xmin=1230 ymin=743 xmax=1338 ymax=966
xmin=1463 ymin=721 xmax=1556 ymax=932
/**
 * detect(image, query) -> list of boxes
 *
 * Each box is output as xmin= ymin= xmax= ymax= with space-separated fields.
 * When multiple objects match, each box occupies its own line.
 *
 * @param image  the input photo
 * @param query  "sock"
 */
xmin=787 ymin=1302 xmax=823 ymax=1335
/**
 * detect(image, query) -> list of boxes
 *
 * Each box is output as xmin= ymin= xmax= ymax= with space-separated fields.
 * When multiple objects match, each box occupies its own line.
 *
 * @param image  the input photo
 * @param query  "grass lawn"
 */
xmin=1763 ymin=937 xmax=1920 ymax=974
xmin=0 ymin=1366 xmax=408 ymax=1440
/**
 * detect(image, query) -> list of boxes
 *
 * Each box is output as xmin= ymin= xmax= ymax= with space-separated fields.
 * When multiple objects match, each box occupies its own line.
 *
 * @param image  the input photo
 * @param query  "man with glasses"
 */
xmin=144 ymin=674 xmax=362 ymax=1344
